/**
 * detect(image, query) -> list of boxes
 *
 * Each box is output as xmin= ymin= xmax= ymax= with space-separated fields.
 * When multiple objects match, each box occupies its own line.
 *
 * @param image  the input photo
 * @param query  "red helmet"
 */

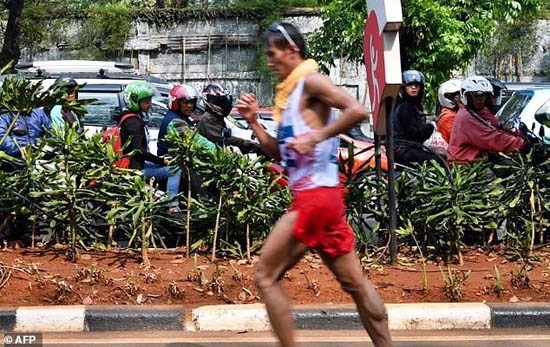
xmin=169 ymin=84 xmax=199 ymax=112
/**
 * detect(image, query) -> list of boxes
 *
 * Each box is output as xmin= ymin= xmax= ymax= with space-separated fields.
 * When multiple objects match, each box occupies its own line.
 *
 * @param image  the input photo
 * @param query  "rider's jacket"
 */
xmin=447 ymin=105 xmax=525 ymax=163
xmin=392 ymin=96 xmax=434 ymax=147
xmin=436 ymin=107 xmax=457 ymax=144
xmin=157 ymin=109 xmax=194 ymax=156
xmin=0 ymin=108 xmax=52 ymax=157
xmin=198 ymin=111 xmax=258 ymax=154
xmin=119 ymin=111 xmax=165 ymax=170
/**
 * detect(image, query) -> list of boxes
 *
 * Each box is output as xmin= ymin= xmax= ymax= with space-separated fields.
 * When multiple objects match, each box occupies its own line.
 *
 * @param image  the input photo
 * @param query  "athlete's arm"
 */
xmin=236 ymin=93 xmax=281 ymax=160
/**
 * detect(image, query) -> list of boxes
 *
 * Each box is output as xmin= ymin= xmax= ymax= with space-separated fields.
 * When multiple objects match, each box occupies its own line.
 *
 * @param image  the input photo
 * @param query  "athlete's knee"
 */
xmin=337 ymin=274 xmax=362 ymax=295
xmin=254 ymin=262 xmax=278 ymax=290
xmin=366 ymin=297 xmax=388 ymax=322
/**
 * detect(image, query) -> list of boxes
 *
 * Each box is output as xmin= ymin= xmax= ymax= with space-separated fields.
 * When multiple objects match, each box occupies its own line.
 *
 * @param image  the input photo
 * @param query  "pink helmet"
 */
xmin=169 ymin=84 xmax=199 ymax=112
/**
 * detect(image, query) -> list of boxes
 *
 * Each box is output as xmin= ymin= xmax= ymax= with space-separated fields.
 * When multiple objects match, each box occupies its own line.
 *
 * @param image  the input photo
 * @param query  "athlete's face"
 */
xmin=265 ymin=40 xmax=294 ymax=80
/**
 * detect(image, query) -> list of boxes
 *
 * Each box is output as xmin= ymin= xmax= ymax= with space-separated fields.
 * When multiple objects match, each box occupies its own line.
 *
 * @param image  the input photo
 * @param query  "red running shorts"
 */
xmin=290 ymin=187 xmax=355 ymax=258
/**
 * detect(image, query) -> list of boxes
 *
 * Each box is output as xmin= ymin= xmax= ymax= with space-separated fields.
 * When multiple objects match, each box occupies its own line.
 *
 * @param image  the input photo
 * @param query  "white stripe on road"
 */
xmin=386 ymin=303 xmax=491 ymax=330
xmin=192 ymin=303 xmax=271 ymax=332
xmin=15 ymin=305 xmax=85 ymax=332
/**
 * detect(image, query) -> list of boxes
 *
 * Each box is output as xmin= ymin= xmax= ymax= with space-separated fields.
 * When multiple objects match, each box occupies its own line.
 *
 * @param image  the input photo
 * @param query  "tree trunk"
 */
xmin=156 ymin=0 xmax=165 ymax=8
xmin=0 ymin=0 xmax=25 ymax=71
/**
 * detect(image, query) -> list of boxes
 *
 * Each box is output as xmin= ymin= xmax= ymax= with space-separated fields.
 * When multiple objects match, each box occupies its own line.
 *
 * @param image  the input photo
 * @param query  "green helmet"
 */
xmin=123 ymin=81 xmax=155 ymax=112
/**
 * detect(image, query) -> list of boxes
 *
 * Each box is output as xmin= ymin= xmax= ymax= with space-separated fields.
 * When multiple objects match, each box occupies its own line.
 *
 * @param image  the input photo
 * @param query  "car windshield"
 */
xmin=79 ymin=91 xmax=119 ymax=126
xmin=497 ymin=92 xmax=533 ymax=128
xmin=79 ymin=91 xmax=167 ymax=128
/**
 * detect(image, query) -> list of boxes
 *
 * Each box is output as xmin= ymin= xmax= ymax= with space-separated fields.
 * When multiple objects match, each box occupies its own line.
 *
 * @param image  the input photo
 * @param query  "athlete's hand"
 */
xmin=287 ymin=131 xmax=322 ymax=155
xmin=236 ymin=93 xmax=259 ymax=126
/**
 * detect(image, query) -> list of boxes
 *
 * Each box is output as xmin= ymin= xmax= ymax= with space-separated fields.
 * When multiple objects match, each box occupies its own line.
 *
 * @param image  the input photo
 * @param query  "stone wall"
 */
xmin=22 ymin=13 xmax=548 ymax=107
xmin=24 ymin=11 xmax=365 ymax=108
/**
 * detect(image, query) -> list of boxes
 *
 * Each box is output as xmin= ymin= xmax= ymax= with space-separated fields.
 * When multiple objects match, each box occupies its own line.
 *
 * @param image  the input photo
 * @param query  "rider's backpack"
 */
xmin=101 ymin=113 xmax=139 ymax=169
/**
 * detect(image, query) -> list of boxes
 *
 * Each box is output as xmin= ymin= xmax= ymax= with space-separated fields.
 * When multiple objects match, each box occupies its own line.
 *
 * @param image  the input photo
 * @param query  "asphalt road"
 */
xmin=12 ymin=329 xmax=550 ymax=347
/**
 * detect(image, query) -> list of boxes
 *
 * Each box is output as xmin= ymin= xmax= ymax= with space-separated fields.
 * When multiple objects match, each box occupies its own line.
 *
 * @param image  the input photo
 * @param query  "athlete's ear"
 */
xmin=288 ymin=44 xmax=300 ymax=54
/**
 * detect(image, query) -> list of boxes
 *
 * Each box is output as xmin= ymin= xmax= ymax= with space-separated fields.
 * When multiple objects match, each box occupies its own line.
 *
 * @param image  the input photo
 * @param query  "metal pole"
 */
xmin=384 ymin=96 xmax=398 ymax=264
xmin=374 ymin=134 xmax=382 ymax=180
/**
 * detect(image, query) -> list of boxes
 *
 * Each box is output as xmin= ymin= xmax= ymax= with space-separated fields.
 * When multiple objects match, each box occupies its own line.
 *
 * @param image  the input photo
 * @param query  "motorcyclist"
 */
xmin=198 ymin=83 xmax=260 ymax=154
xmin=0 ymin=108 xmax=52 ymax=159
xmin=436 ymin=79 xmax=462 ymax=143
xmin=447 ymin=76 xmax=524 ymax=164
xmin=157 ymin=84 xmax=215 ymax=156
xmin=392 ymin=70 xmax=446 ymax=167
xmin=119 ymin=81 xmax=182 ymax=210
xmin=49 ymin=76 xmax=82 ymax=133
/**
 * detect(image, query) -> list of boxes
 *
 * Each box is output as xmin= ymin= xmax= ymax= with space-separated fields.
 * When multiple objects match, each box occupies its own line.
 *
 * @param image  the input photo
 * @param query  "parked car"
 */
xmin=501 ymin=82 xmax=550 ymax=106
xmin=496 ymin=87 xmax=550 ymax=145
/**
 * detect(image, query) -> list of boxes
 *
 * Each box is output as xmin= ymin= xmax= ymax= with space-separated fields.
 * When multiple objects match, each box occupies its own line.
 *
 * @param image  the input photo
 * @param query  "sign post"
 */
xmin=363 ymin=0 xmax=402 ymax=263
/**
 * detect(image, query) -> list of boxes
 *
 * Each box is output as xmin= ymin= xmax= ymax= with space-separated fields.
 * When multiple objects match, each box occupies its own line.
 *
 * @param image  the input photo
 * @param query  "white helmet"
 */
xmin=438 ymin=79 xmax=462 ymax=109
xmin=460 ymin=76 xmax=493 ymax=106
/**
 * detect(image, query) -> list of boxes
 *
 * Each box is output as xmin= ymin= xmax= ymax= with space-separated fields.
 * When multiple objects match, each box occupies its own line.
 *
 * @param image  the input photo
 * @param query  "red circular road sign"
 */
xmin=363 ymin=11 xmax=386 ymax=130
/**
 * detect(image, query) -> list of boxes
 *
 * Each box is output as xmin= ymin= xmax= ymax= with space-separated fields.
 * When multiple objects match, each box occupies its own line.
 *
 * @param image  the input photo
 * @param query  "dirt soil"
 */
xmin=0 ymin=246 xmax=549 ymax=307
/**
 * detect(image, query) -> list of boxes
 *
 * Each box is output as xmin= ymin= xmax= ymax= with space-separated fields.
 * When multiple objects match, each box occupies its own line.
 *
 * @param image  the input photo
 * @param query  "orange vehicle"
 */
xmin=337 ymin=133 xmax=389 ymax=177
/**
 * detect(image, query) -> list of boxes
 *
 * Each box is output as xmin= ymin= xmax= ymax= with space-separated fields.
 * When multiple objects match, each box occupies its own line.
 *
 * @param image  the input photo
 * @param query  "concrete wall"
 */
xmin=21 ymin=13 xmax=548 ymax=115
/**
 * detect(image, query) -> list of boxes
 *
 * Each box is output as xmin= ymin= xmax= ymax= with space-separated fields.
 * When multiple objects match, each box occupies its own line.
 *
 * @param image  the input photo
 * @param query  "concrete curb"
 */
xmin=1 ymin=303 xmax=549 ymax=332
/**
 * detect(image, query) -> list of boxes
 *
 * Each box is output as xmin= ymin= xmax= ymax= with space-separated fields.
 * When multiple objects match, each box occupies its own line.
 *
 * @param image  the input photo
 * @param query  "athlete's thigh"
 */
xmin=258 ymin=211 xmax=308 ymax=279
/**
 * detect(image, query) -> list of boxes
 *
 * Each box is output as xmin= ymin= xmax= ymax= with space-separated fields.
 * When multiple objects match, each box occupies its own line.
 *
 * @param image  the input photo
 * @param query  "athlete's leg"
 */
xmin=321 ymin=251 xmax=393 ymax=347
xmin=254 ymin=211 xmax=309 ymax=347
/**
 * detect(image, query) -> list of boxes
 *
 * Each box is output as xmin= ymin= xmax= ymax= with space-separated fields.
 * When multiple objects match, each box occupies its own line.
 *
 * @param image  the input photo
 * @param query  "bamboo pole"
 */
xmin=224 ymin=36 xmax=228 ymax=80
xmin=182 ymin=38 xmax=186 ymax=83
xmin=237 ymin=17 xmax=241 ymax=76
xmin=207 ymin=34 xmax=211 ymax=83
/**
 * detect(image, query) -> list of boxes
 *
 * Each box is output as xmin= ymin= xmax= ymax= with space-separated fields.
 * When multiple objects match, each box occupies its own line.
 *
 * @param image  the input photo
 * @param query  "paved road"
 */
xmin=17 ymin=329 xmax=550 ymax=347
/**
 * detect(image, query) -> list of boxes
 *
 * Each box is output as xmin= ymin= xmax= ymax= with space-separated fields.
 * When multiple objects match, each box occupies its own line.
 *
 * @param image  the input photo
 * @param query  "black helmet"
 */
xmin=485 ymin=77 xmax=507 ymax=106
xmin=203 ymin=83 xmax=233 ymax=117
xmin=402 ymin=70 xmax=425 ymax=86
xmin=399 ymin=69 xmax=425 ymax=100
xmin=54 ymin=76 xmax=78 ymax=91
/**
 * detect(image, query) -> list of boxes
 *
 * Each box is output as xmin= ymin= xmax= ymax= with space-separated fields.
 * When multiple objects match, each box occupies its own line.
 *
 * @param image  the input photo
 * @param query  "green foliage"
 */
xmin=400 ymin=0 xmax=543 ymax=104
xmin=78 ymin=4 xmax=133 ymax=60
xmin=307 ymin=0 xmax=544 ymax=107
xmin=166 ymin=127 xmax=290 ymax=256
xmin=496 ymin=151 xmax=549 ymax=260
xmin=0 ymin=75 xmax=89 ymax=115
xmin=440 ymin=265 xmax=470 ymax=302
xmin=339 ymin=144 xmax=389 ymax=248
xmin=396 ymin=161 xmax=502 ymax=263
xmin=308 ymin=0 xmax=364 ymax=73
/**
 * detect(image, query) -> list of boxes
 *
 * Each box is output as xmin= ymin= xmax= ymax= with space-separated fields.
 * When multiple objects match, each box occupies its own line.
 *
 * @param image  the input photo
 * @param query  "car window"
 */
xmin=148 ymin=97 xmax=168 ymax=128
xmin=497 ymin=92 xmax=533 ymax=128
xmin=79 ymin=90 xmax=168 ymax=128
xmin=79 ymin=91 xmax=119 ymax=126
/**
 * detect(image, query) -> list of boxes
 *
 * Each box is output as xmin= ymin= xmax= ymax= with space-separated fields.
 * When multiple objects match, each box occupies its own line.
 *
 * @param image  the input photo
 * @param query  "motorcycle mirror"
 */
xmin=534 ymin=99 xmax=550 ymax=127
xmin=539 ymin=125 xmax=545 ymax=139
